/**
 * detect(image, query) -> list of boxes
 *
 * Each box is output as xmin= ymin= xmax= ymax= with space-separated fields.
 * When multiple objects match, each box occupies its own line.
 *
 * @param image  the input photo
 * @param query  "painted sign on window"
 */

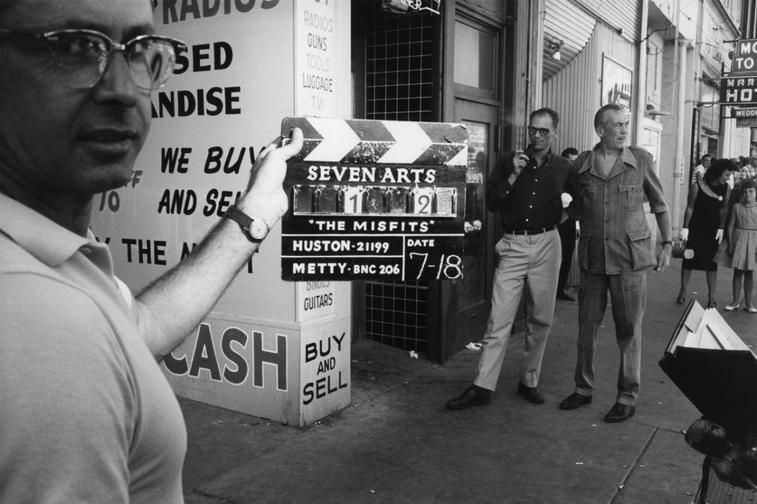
xmin=601 ymin=54 xmax=633 ymax=109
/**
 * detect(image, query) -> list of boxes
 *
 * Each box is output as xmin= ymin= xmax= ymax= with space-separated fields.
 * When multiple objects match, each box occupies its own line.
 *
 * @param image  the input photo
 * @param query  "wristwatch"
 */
xmin=223 ymin=205 xmax=268 ymax=243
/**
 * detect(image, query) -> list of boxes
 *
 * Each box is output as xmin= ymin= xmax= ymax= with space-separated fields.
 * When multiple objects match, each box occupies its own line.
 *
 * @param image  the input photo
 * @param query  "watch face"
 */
xmin=249 ymin=219 xmax=268 ymax=239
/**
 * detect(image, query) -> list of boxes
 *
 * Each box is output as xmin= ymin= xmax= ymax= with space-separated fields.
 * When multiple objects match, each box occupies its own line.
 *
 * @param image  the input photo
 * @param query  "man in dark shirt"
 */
xmin=446 ymin=108 xmax=574 ymax=410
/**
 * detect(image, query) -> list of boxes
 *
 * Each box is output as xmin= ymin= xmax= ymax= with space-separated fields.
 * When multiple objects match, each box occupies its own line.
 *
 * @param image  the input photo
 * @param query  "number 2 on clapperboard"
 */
xmin=408 ymin=253 xmax=463 ymax=280
xmin=414 ymin=193 xmax=432 ymax=214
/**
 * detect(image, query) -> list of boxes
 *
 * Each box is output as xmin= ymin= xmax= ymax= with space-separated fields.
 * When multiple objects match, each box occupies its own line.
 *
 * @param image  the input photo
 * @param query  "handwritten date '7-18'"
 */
xmin=408 ymin=253 xmax=463 ymax=280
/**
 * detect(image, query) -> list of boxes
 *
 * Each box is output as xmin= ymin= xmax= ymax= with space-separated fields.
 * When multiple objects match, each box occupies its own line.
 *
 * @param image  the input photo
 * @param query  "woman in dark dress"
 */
xmin=676 ymin=159 xmax=734 ymax=307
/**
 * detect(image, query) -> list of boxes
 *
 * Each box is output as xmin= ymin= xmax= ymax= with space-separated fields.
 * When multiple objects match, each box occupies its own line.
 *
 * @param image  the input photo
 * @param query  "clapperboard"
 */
xmin=280 ymin=117 xmax=468 ymax=281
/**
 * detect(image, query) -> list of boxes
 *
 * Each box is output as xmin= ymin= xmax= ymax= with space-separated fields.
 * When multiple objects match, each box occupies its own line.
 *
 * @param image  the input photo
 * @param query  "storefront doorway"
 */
xmin=351 ymin=0 xmax=507 ymax=363
xmin=447 ymin=100 xmax=498 ymax=356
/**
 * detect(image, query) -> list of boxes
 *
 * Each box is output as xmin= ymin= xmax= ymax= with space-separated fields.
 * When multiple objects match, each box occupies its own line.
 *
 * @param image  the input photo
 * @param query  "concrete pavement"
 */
xmin=181 ymin=259 xmax=757 ymax=504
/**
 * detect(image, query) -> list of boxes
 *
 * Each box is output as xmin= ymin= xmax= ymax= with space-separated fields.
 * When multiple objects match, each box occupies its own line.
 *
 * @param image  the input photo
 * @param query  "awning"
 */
xmin=543 ymin=0 xmax=597 ymax=80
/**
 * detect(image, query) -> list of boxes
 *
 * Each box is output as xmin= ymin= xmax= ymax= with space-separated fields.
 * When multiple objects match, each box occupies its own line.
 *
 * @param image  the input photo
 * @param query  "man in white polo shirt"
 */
xmin=0 ymin=0 xmax=302 ymax=501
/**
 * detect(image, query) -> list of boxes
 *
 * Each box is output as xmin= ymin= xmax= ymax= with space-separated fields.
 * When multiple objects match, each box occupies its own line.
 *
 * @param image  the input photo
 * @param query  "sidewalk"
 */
xmin=181 ymin=260 xmax=757 ymax=504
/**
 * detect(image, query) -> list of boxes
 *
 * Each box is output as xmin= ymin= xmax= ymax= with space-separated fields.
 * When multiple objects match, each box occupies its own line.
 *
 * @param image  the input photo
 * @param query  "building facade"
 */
xmin=91 ymin=0 xmax=754 ymax=425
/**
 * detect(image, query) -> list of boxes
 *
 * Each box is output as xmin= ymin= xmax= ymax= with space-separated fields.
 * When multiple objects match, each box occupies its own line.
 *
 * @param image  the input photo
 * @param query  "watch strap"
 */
xmin=224 ymin=205 xmax=263 ymax=244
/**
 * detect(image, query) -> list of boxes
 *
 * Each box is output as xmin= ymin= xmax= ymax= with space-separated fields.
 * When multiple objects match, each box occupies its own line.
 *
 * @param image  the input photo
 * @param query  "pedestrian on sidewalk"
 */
xmin=557 ymin=147 xmax=580 ymax=302
xmin=732 ymin=158 xmax=757 ymax=188
xmin=559 ymin=104 xmax=673 ymax=423
xmin=446 ymin=108 xmax=574 ymax=410
xmin=676 ymin=158 xmax=733 ymax=308
xmin=0 ymin=1 xmax=303 ymax=502
xmin=692 ymin=153 xmax=712 ymax=183
xmin=718 ymin=178 xmax=757 ymax=313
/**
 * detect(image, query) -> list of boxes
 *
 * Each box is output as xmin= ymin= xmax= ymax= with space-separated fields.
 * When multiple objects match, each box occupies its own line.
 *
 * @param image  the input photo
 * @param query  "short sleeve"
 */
xmin=640 ymin=152 xmax=668 ymax=214
xmin=0 ymin=274 xmax=133 ymax=504
xmin=114 ymin=275 xmax=164 ymax=359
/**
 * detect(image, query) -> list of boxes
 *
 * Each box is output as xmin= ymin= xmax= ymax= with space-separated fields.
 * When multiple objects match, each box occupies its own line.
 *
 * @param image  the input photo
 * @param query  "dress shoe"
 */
xmin=445 ymin=385 xmax=491 ymax=410
xmin=517 ymin=382 xmax=545 ymax=404
xmin=559 ymin=392 xmax=592 ymax=410
xmin=725 ymin=300 xmax=743 ymax=311
xmin=557 ymin=289 xmax=576 ymax=301
xmin=604 ymin=403 xmax=635 ymax=423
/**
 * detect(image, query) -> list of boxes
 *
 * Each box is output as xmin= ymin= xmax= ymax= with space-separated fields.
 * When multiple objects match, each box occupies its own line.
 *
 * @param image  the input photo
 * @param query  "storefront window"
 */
xmin=646 ymin=40 xmax=662 ymax=107
xmin=361 ymin=9 xmax=438 ymax=356
xmin=453 ymin=21 xmax=495 ymax=91
xmin=700 ymin=83 xmax=720 ymax=135
xmin=365 ymin=13 xmax=435 ymax=121
xmin=459 ymin=120 xmax=488 ymax=308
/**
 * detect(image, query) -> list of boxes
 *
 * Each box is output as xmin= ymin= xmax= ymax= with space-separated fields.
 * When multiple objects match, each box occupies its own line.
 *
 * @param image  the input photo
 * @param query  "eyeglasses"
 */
xmin=0 ymin=28 xmax=186 ymax=90
xmin=527 ymin=126 xmax=552 ymax=137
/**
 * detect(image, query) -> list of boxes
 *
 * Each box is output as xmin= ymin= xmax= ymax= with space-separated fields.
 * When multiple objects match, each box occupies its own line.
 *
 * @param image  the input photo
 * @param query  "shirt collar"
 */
xmin=578 ymin=144 xmax=637 ymax=174
xmin=620 ymin=146 xmax=638 ymax=169
xmin=528 ymin=148 xmax=556 ymax=168
xmin=0 ymin=192 xmax=101 ymax=267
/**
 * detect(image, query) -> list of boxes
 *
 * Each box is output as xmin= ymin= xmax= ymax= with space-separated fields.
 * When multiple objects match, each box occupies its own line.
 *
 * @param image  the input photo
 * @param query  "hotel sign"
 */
xmin=720 ymin=76 xmax=757 ymax=105
xmin=732 ymin=39 xmax=757 ymax=75
xmin=720 ymin=39 xmax=757 ymax=105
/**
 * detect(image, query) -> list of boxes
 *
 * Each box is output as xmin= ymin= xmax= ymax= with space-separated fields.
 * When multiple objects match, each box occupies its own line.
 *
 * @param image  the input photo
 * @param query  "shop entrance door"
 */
xmin=436 ymin=99 xmax=499 ymax=361
xmin=350 ymin=2 xmax=508 ymax=364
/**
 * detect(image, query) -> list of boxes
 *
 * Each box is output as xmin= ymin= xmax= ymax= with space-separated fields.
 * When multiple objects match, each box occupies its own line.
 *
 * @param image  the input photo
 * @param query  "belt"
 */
xmin=504 ymin=225 xmax=555 ymax=236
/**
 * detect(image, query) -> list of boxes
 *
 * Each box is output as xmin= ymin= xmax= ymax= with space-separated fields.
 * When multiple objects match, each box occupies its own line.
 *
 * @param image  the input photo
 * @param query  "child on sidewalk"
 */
xmin=718 ymin=178 xmax=757 ymax=312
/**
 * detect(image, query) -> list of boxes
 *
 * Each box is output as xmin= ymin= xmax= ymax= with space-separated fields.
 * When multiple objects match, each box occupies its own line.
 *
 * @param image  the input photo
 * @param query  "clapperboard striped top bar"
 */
xmin=282 ymin=117 xmax=468 ymax=166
